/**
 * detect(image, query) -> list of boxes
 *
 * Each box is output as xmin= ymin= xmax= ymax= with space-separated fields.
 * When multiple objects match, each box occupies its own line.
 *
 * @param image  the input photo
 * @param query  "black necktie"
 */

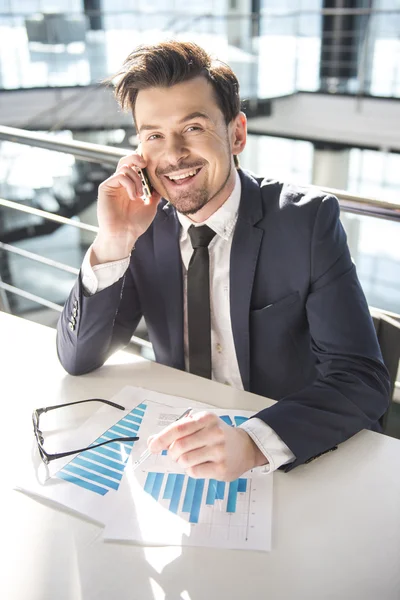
xmin=187 ymin=225 xmax=216 ymax=379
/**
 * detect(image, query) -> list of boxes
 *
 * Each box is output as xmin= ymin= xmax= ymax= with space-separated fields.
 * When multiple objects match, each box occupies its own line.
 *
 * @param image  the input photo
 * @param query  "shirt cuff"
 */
xmin=81 ymin=246 xmax=130 ymax=296
xmin=240 ymin=417 xmax=296 ymax=474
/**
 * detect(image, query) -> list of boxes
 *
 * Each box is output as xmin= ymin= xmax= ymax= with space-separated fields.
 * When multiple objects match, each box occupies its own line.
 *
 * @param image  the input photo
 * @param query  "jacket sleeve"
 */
xmin=254 ymin=194 xmax=390 ymax=470
xmin=56 ymin=265 xmax=142 ymax=375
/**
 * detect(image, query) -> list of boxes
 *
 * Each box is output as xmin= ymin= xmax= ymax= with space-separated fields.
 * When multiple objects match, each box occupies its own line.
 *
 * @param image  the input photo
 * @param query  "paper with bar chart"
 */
xmin=18 ymin=386 xmax=273 ymax=551
xmin=103 ymin=403 xmax=273 ymax=551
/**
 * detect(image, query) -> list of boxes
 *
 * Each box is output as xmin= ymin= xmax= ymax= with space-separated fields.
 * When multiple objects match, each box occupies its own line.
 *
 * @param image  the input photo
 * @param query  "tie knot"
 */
xmin=188 ymin=225 xmax=216 ymax=249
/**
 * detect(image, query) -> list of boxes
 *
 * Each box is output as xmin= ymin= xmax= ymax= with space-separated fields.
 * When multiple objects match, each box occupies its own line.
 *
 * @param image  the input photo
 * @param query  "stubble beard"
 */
xmin=169 ymin=160 xmax=233 ymax=216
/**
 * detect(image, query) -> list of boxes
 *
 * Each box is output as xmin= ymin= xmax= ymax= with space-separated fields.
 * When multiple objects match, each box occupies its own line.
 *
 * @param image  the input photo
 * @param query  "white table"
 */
xmin=1 ymin=312 xmax=400 ymax=600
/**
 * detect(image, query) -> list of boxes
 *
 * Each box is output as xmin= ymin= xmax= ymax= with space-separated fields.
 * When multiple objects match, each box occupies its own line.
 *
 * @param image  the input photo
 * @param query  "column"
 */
xmin=83 ymin=0 xmax=104 ymax=31
xmin=227 ymin=0 xmax=260 ymax=102
xmin=319 ymin=0 xmax=373 ymax=94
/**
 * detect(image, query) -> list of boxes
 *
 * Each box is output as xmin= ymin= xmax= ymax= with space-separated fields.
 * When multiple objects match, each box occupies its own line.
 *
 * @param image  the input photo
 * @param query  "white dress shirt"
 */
xmin=81 ymin=171 xmax=295 ymax=472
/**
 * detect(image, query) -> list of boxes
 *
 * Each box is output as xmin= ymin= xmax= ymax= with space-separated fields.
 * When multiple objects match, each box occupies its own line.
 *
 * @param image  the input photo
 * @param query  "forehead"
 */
xmin=135 ymin=76 xmax=223 ymax=127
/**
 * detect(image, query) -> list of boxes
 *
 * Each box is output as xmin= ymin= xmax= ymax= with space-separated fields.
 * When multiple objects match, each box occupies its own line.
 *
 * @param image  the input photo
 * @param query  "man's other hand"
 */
xmin=147 ymin=411 xmax=268 ymax=481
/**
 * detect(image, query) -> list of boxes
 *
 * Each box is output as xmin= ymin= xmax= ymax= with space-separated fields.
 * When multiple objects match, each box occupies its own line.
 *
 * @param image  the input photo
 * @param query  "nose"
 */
xmin=163 ymin=133 xmax=189 ymax=166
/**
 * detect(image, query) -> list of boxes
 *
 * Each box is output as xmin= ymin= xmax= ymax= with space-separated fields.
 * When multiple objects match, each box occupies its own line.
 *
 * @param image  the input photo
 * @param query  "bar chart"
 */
xmin=138 ymin=468 xmax=264 ymax=546
xmin=143 ymin=472 xmax=248 ymax=523
xmin=55 ymin=403 xmax=147 ymax=495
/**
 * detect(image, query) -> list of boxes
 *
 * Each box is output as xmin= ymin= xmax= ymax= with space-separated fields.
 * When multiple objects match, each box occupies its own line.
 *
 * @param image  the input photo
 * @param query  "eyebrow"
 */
xmin=138 ymin=111 xmax=211 ymax=134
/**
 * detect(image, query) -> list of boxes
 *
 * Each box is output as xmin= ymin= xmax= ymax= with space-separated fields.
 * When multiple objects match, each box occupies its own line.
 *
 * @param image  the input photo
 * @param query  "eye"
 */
xmin=185 ymin=126 xmax=203 ymax=133
xmin=147 ymin=134 xmax=163 ymax=141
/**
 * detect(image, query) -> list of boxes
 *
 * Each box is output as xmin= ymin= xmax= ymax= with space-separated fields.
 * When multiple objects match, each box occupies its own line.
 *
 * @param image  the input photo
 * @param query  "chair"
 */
xmin=370 ymin=309 xmax=400 ymax=431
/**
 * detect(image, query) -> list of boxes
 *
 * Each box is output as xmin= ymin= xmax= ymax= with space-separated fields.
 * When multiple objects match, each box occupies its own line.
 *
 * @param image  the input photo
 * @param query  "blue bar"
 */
xmin=63 ymin=464 xmax=119 ymax=490
xmin=110 ymin=424 xmax=137 ymax=437
xmin=182 ymin=477 xmax=196 ymax=512
xmin=131 ymin=408 xmax=145 ymax=417
xmin=123 ymin=414 xmax=142 ymax=423
xmin=56 ymin=470 xmax=108 ymax=495
xmin=161 ymin=450 xmax=168 ymax=456
xmin=220 ymin=415 xmax=233 ymax=426
xmin=216 ymin=481 xmax=226 ymax=500
xmin=234 ymin=416 xmax=248 ymax=427
xmin=206 ymin=479 xmax=217 ymax=505
xmin=169 ymin=474 xmax=185 ymax=513
xmin=151 ymin=473 xmax=164 ymax=501
xmin=88 ymin=445 xmax=129 ymax=463
xmin=78 ymin=450 xmax=126 ymax=472
xmin=117 ymin=419 xmax=141 ymax=432
xmin=163 ymin=474 xmax=176 ymax=500
xmin=123 ymin=415 xmax=142 ymax=424
xmin=144 ymin=472 xmax=157 ymax=494
xmin=138 ymin=403 xmax=147 ymax=410
xmin=227 ymin=479 xmax=239 ymax=513
xmin=189 ymin=479 xmax=205 ymax=524
xmin=74 ymin=456 xmax=123 ymax=481
xmin=238 ymin=478 xmax=247 ymax=493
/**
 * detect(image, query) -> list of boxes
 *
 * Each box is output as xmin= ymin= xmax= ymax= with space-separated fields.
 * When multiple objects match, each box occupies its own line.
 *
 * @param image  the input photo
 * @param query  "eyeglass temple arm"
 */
xmin=41 ymin=435 xmax=140 ymax=461
xmin=37 ymin=398 xmax=126 ymax=416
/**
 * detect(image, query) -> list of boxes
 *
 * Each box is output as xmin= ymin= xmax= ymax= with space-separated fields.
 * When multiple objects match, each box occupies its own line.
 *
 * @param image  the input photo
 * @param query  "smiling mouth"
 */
xmin=163 ymin=167 xmax=203 ymax=186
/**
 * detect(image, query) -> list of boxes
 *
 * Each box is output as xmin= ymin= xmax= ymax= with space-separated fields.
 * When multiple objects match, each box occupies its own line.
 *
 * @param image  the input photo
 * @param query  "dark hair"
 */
xmin=112 ymin=41 xmax=241 ymax=126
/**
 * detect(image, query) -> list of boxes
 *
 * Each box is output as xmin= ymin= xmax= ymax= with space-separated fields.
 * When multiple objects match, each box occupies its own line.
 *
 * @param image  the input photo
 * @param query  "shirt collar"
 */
xmin=177 ymin=170 xmax=241 ymax=242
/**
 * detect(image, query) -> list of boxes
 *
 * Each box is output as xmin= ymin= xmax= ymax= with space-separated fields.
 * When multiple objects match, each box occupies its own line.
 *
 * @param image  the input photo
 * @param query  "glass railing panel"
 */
xmin=340 ymin=211 xmax=400 ymax=315
xmin=240 ymin=134 xmax=314 ymax=185
xmin=348 ymin=148 xmax=400 ymax=205
xmin=0 ymin=138 xmax=114 ymax=316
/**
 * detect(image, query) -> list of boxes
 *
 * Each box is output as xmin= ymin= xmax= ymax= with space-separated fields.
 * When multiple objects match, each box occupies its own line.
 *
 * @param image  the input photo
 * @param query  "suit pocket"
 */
xmin=251 ymin=291 xmax=300 ymax=318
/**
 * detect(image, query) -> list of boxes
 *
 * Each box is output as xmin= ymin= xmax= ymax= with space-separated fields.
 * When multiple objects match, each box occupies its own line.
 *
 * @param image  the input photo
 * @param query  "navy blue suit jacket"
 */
xmin=57 ymin=169 xmax=390 ymax=470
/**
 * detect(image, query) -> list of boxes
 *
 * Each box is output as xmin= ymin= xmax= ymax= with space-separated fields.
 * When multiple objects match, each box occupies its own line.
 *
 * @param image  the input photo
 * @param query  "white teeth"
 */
xmin=167 ymin=169 xmax=199 ymax=181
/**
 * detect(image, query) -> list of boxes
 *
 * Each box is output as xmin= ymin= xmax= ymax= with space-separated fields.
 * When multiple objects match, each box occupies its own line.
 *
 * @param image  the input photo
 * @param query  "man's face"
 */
xmin=135 ymin=76 xmax=245 ymax=216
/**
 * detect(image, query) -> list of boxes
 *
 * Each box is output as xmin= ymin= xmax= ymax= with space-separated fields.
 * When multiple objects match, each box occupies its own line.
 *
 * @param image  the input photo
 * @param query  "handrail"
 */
xmin=0 ymin=126 xmax=126 ymax=166
xmin=1 ymin=126 xmax=400 ymax=223
xmin=0 ymin=242 xmax=79 ymax=275
xmin=0 ymin=198 xmax=98 ymax=233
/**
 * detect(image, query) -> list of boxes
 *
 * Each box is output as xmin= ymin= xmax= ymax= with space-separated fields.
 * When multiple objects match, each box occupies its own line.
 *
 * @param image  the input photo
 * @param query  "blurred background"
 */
xmin=0 ymin=0 xmax=399 ymax=431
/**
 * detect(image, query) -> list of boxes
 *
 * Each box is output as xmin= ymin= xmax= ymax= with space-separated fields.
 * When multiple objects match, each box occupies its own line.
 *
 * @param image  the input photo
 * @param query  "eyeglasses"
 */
xmin=32 ymin=398 xmax=140 ymax=465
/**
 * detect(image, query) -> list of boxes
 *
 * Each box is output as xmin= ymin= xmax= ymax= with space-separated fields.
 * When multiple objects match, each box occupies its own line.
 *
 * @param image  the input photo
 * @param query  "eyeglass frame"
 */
xmin=32 ymin=398 xmax=140 ymax=465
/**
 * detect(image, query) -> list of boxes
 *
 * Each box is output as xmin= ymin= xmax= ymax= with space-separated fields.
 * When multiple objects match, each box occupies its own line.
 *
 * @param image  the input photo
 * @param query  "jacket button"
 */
xmin=68 ymin=322 xmax=75 ymax=331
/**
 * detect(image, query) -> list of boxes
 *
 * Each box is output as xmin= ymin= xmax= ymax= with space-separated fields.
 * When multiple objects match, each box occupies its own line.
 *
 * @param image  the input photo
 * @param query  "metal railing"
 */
xmin=1 ymin=125 xmax=399 ymax=222
xmin=0 ymin=125 xmax=399 ymax=353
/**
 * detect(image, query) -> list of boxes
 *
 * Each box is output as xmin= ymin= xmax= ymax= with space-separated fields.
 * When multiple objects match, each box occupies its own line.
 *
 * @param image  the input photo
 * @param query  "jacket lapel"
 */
xmin=153 ymin=202 xmax=185 ymax=370
xmin=230 ymin=170 xmax=264 ymax=391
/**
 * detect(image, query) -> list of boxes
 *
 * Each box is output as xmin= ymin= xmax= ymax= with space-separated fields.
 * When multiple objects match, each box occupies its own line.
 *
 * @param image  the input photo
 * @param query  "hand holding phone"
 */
xmin=94 ymin=150 xmax=160 ymax=264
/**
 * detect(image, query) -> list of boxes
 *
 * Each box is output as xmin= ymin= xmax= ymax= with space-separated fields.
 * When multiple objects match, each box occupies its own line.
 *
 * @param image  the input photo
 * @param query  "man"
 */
xmin=57 ymin=41 xmax=389 ymax=480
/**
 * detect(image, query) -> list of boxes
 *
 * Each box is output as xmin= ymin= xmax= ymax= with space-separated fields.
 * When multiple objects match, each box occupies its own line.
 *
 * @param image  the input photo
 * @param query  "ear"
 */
xmin=231 ymin=111 xmax=247 ymax=156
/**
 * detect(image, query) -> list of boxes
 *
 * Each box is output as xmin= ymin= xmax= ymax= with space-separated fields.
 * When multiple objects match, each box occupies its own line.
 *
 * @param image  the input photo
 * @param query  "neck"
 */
xmin=188 ymin=165 xmax=237 ymax=224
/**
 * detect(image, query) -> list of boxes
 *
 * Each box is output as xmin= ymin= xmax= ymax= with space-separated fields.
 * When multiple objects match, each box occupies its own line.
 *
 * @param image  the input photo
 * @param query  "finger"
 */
xmin=117 ymin=164 xmax=144 ymax=195
xmin=101 ymin=172 xmax=139 ymax=200
xmin=148 ymin=412 xmax=213 ymax=453
xmin=185 ymin=461 xmax=228 ymax=481
xmin=117 ymin=152 xmax=146 ymax=170
xmin=167 ymin=424 xmax=223 ymax=463
xmin=175 ymin=442 xmax=225 ymax=470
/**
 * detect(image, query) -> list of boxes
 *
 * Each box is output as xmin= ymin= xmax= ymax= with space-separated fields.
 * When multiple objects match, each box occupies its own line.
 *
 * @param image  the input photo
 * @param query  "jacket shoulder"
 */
xmin=258 ymin=176 xmax=337 ymax=212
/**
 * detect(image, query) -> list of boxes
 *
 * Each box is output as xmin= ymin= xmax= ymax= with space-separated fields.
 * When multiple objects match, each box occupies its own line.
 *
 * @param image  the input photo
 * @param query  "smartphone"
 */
xmin=136 ymin=167 xmax=152 ymax=199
